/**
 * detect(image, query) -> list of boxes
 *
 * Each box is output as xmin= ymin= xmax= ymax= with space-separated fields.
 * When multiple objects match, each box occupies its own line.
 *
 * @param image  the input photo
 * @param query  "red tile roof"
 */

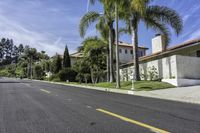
xmin=115 ymin=41 xmax=149 ymax=49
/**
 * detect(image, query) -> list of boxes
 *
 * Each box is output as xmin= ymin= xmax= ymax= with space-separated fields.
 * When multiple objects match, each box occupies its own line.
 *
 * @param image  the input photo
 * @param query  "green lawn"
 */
xmin=61 ymin=81 xmax=175 ymax=91
xmin=94 ymin=81 xmax=175 ymax=91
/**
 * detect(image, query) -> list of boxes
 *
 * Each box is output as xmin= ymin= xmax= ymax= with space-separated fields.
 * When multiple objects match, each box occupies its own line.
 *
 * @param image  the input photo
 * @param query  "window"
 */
xmin=197 ymin=50 xmax=200 ymax=57
xmin=119 ymin=49 xmax=122 ymax=53
xmin=130 ymin=50 xmax=133 ymax=55
xmin=140 ymin=51 xmax=143 ymax=56
xmin=137 ymin=51 xmax=143 ymax=57
xmin=125 ymin=49 xmax=127 ymax=54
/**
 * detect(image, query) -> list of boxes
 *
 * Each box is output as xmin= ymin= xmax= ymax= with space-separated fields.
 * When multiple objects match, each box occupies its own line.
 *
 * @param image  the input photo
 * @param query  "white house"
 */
xmin=120 ymin=35 xmax=200 ymax=87
xmin=70 ymin=42 xmax=148 ymax=65
xmin=116 ymin=41 xmax=148 ymax=64
xmin=70 ymin=52 xmax=83 ymax=66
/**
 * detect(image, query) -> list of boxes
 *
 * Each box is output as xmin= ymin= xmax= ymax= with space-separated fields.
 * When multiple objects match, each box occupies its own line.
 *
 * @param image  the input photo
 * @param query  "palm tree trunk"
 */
xmin=106 ymin=49 xmax=110 ymax=82
xmin=115 ymin=2 xmax=120 ymax=88
xmin=131 ymin=23 xmax=140 ymax=81
xmin=109 ymin=24 xmax=114 ymax=83
xmin=90 ymin=68 xmax=94 ymax=84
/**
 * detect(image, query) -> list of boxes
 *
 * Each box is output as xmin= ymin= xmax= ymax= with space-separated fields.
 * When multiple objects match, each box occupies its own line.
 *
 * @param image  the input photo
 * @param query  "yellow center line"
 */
xmin=40 ymin=89 xmax=51 ymax=94
xmin=96 ymin=108 xmax=170 ymax=133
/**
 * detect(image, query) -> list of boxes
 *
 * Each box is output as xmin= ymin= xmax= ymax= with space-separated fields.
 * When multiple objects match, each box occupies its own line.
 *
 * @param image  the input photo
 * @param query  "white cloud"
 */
xmin=187 ymin=29 xmax=200 ymax=41
xmin=182 ymin=4 xmax=200 ymax=23
xmin=0 ymin=15 xmax=63 ymax=56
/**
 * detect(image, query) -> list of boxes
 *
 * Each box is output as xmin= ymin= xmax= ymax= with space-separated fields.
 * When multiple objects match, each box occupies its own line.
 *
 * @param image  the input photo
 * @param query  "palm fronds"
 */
xmin=79 ymin=11 xmax=100 ymax=37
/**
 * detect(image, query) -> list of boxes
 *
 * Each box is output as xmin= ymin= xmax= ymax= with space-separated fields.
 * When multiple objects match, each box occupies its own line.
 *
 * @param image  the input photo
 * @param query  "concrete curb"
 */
xmin=32 ymin=80 xmax=200 ymax=105
xmin=35 ymin=80 xmax=136 ymax=95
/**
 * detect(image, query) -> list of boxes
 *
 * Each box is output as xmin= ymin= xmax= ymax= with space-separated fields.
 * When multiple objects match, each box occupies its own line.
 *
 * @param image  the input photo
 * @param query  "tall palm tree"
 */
xmin=79 ymin=3 xmax=116 ymax=82
xmin=121 ymin=0 xmax=183 ymax=81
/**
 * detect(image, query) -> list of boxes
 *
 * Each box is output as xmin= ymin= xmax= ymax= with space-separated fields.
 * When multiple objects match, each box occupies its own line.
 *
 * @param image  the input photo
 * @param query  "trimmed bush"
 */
xmin=58 ymin=68 xmax=77 ymax=82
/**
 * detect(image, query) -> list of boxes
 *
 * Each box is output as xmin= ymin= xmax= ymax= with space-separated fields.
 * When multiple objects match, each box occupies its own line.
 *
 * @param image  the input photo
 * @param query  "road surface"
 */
xmin=0 ymin=78 xmax=200 ymax=133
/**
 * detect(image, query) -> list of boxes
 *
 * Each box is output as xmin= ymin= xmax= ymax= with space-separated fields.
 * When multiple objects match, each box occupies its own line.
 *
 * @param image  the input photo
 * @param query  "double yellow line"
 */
xmin=96 ymin=109 xmax=170 ymax=133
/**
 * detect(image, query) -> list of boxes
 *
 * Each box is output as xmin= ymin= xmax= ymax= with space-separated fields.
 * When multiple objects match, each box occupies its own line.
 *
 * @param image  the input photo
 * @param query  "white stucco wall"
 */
xmin=139 ymin=55 xmax=177 ymax=80
xmin=162 ymin=79 xmax=200 ymax=87
xmin=120 ymin=55 xmax=200 ymax=80
xmin=120 ymin=55 xmax=200 ymax=86
xmin=176 ymin=55 xmax=200 ymax=79
xmin=119 ymin=47 xmax=146 ymax=64
xmin=119 ymin=47 xmax=133 ymax=64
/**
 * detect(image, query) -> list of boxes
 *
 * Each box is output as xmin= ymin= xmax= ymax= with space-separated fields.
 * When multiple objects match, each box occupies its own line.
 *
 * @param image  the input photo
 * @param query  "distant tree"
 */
xmin=0 ymin=38 xmax=23 ymax=66
xmin=23 ymin=46 xmax=38 ymax=79
xmin=63 ymin=45 xmax=71 ymax=68
xmin=0 ymin=38 xmax=14 ymax=65
xmin=12 ymin=45 xmax=19 ymax=63
xmin=0 ymin=38 xmax=6 ymax=59
xmin=38 ymin=51 xmax=49 ymax=60
xmin=18 ymin=44 xmax=24 ymax=55
xmin=4 ymin=39 xmax=14 ymax=60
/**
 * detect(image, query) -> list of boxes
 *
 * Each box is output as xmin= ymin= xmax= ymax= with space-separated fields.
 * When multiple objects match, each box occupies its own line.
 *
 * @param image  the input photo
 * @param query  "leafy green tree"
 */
xmin=34 ymin=64 xmax=44 ymax=80
xmin=52 ymin=54 xmax=62 ymax=74
xmin=38 ymin=51 xmax=49 ymax=60
xmin=23 ymin=46 xmax=38 ymax=79
xmin=81 ymin=37 xmax=107 ymax=84
xmin=63 ymin=45 xmax=71 ymax=68
xmin=73 ymin=59 xmax=91 ymax=83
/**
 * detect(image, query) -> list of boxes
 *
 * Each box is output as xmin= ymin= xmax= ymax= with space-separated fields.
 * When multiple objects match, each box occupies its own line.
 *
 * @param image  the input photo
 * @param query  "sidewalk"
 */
xmin=35 ymin=80 xmax=200 ymax=105
xmin=134 ymin=86 xmax=200 ymax=105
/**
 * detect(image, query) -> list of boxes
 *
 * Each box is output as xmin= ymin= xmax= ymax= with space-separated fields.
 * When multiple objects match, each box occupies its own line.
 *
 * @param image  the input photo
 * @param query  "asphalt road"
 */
xmin=0 ymin=78 xmax=200 ymax=133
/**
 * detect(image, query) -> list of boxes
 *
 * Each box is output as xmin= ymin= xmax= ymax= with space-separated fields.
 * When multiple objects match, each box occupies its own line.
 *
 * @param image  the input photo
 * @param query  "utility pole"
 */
xmin=115 ymin=2 xmax=120 ymax=88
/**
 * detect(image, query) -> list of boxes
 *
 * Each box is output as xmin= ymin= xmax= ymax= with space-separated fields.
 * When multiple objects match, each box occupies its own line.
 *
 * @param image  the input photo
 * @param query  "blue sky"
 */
xmin=0 ymin=0 xmax=199 ymax=56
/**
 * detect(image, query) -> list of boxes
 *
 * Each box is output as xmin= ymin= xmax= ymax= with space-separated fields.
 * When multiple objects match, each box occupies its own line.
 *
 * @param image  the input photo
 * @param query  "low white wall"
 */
xmin=120 ymin=55 xmax=200 ymax=86
xmin=162 ymin=79 xmax=200 ymax=87
xmin=176 ymin=55 xmax=200 ymax=79
xmin=120 ymin=55 xmax=178 ymax=81
xmin=140 ymin=55 xmax=177 ymax=80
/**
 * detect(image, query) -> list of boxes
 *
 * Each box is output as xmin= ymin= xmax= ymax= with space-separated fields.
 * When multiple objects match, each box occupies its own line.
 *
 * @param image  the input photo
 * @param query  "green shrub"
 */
xmin=49 ymin=74 xmax=59 ymax=81
xmin=33 ymin=64 xmax=44 ymax=80
xmin=0 ymin=65 xmax=16 ymax=77
xmin=0 ymin=69 xmax=10 ymax=77
xmin=58 ymin=68 xmax=77 ymax=82
xmin=52 ymin=77 xmax=61 ymax=82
